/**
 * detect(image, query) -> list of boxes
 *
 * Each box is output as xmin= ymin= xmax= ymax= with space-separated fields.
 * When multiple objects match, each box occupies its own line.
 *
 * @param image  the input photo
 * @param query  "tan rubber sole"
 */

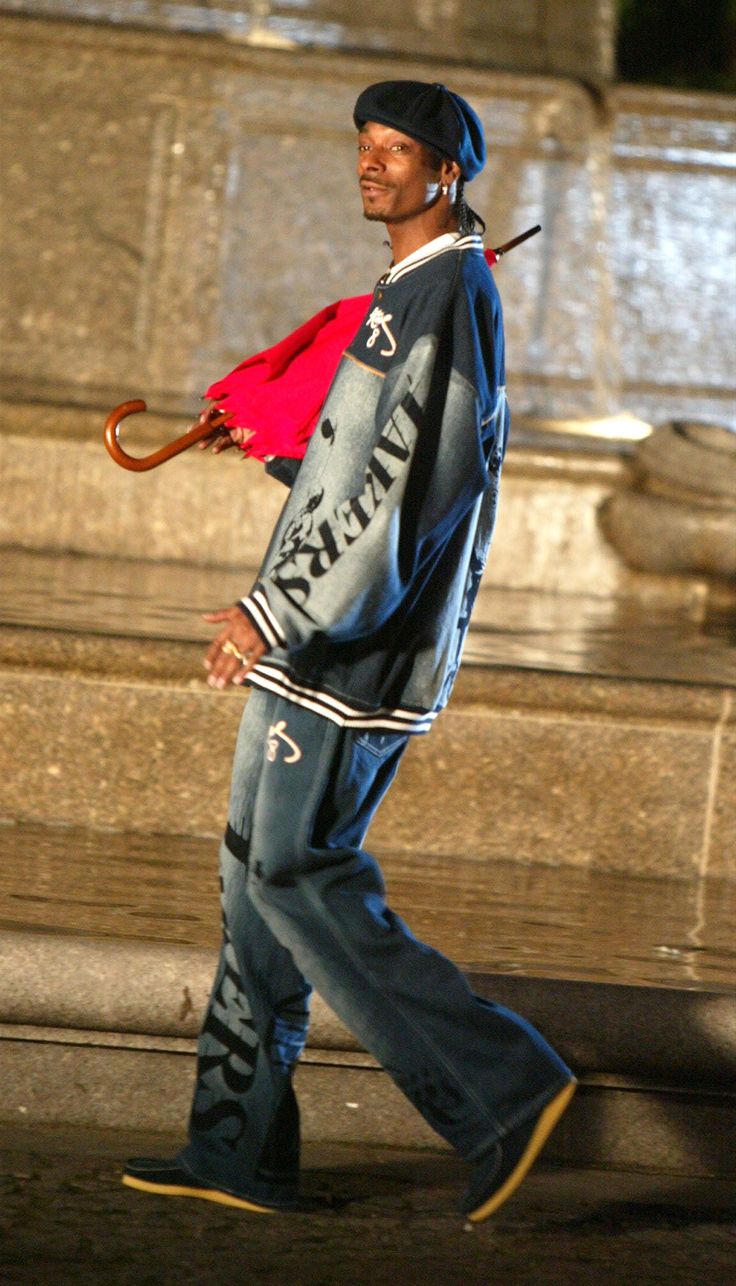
xmin=467 ymin=1078 xmax=577 ymax=1224
xmin=122 ymin=1172 xmax=277 ymax=1214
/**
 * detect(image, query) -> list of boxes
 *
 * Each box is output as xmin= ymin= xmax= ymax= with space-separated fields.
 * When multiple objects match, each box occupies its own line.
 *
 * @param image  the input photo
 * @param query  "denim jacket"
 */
xmin=239 ymin=233 xmax=509 ymax=734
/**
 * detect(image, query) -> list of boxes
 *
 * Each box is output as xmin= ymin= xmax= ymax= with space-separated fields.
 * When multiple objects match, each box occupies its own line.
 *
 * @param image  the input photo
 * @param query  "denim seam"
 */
xmin=466 ymin=1077 xmax=573 ymax=1158
xmin=293 ymin=716 xmax=342 ymax=856
xmin=297 ymin=874 xmax=505 ymax=1144
xmin=354 ymin=730 xmax=409 ymax=759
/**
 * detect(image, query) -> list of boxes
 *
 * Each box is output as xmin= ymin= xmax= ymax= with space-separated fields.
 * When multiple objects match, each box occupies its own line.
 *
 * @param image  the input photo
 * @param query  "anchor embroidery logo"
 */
xmin=266 ymin=720 xmax=302 ymax=764
xmin=365 ymin=307 xmax=397 ymax=357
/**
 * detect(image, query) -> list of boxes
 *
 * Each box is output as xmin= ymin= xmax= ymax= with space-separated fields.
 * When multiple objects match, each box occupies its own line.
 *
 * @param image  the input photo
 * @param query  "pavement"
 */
xmin=1 ymin=1124 xmax=734 ymax=1286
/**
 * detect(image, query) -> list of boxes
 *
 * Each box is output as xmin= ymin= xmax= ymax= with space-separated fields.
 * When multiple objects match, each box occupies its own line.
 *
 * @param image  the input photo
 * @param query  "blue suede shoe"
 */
xmin=122 ymin=1157 xmax=294 ymax=1214
xmin=461 ymin=1079 xmax=576 ymax=1223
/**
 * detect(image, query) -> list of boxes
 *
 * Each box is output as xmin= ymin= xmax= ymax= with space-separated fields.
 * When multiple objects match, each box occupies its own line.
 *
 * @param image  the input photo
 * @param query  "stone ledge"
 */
xmin=1 ymin=652 xmax=733 ymax=877
xmin=2 ymin=931 xmax=734 ymax=1090
xmin=0 ymin=930 xmax=355 ymax=1052
xmin=0 ymin=4 xmax=617 ymax=82
xmin=3 ymin=545 xmax=734 ymax=681
xmin=2 ymin=15 xmax=733 ymax=430
xmin=2 ymin=420 xmax=728 ymax=602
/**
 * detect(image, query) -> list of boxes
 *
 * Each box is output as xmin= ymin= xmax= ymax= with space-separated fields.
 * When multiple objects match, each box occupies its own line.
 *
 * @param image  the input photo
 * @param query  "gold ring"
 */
xmin=222 ymin=640 xmax=248 ymax=663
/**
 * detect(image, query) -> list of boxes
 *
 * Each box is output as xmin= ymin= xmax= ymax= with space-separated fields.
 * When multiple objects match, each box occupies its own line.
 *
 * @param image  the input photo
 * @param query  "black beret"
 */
xmin=353 ymin=80 xmax=486 ymax=181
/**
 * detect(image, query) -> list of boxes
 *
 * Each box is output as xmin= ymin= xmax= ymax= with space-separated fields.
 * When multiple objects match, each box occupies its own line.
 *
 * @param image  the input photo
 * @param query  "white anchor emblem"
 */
xmin=365 ymin=307 xmax=397 ymax=357
xmin=266 ymin=721 xmax=302 ymax=764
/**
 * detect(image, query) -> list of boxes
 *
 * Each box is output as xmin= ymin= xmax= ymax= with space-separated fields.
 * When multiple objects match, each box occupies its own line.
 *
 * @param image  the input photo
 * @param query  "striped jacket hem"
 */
xmin=246 ymin=661 xmax=436 ymax=735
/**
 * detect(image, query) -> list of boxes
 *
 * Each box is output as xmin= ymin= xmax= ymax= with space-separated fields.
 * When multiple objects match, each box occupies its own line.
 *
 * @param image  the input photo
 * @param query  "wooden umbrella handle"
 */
xmin=103 ymin=399 xmax=231 ymax=472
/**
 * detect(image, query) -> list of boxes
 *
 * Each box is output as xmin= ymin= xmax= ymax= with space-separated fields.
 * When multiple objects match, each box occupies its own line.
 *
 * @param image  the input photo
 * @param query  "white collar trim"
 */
xmin=381 ymin=232 xmax=483 ymax=284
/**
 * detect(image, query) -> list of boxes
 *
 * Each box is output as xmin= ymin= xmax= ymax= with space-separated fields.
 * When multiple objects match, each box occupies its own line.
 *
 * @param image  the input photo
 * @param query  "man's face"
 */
xmin=357 ymin=121 xmax=445 ymax=225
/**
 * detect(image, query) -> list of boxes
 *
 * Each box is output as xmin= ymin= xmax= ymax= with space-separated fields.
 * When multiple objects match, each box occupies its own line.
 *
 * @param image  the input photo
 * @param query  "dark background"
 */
xmin=617 ymin=0 xmax=736 ymax=90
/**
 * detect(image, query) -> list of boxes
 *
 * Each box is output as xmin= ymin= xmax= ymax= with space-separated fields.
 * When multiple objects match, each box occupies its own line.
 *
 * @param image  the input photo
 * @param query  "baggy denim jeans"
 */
xmin=178 ymin=688 xmax=572 ymax=1206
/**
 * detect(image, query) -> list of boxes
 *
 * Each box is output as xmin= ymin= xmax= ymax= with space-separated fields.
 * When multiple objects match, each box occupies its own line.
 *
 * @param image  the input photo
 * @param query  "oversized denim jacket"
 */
xmin=240 ymin=233 xmax=509 ymax=734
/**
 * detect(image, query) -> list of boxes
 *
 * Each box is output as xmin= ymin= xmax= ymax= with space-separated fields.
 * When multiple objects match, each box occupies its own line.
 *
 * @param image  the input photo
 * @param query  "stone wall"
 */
xmin=1 ymin=16 xmax=734 ymax=435
xmin=0 ymin=0 xmax=616 ymax=81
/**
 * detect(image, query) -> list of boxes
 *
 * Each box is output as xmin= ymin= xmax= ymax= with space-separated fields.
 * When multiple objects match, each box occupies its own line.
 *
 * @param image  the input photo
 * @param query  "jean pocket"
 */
xmin=354 ymin=728 xmax=409 ymax=759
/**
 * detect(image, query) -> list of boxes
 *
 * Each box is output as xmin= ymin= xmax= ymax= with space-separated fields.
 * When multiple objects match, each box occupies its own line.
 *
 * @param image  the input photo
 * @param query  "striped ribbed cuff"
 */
xmin=238 ymin=588 xmax=287 ymax=651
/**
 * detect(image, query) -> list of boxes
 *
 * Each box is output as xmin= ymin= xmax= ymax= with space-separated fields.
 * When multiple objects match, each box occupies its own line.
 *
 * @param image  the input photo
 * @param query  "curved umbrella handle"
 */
xmin=103 ymin=399 xmax=231 ymax=471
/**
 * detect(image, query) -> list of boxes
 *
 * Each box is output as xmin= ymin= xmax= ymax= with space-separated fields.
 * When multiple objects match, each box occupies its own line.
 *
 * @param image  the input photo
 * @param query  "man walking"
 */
xmin=123 ymin=80 xmax=575 ymax=1223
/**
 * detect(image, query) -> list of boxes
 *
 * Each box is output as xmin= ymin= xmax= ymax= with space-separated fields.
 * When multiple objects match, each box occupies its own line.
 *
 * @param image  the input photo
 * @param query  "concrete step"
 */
xmin=1 ymin=799 xmax=733 ymax=1178
xmin=3 ymin=1006 xmax=733 ymax=1180
xmin=1 ymin=920 xmax=733 ymax=1176
xmin=1 ymin=549 xmax=734 ymax=878
xmin=2 ymin=545 xmax=735 ymax=682
xmin=1 ymin=828 xmax=734 ymax=1175
xmin=0 ymin=658 xmax=733 ymax=877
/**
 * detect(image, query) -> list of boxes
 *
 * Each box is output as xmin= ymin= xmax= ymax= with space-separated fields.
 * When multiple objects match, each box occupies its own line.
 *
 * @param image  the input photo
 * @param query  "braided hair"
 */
xmin=454 ymin=177 xmax=486 ymax=235
xmin=427 ymin=147 xmax=486 ymax=235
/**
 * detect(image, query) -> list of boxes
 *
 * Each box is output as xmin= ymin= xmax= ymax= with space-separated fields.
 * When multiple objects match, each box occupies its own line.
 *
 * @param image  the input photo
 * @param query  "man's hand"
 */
xmin=203 ymin=607 xmax=267 ymax=687
xmin=196 ymin=403 xmax=253 ymax=456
